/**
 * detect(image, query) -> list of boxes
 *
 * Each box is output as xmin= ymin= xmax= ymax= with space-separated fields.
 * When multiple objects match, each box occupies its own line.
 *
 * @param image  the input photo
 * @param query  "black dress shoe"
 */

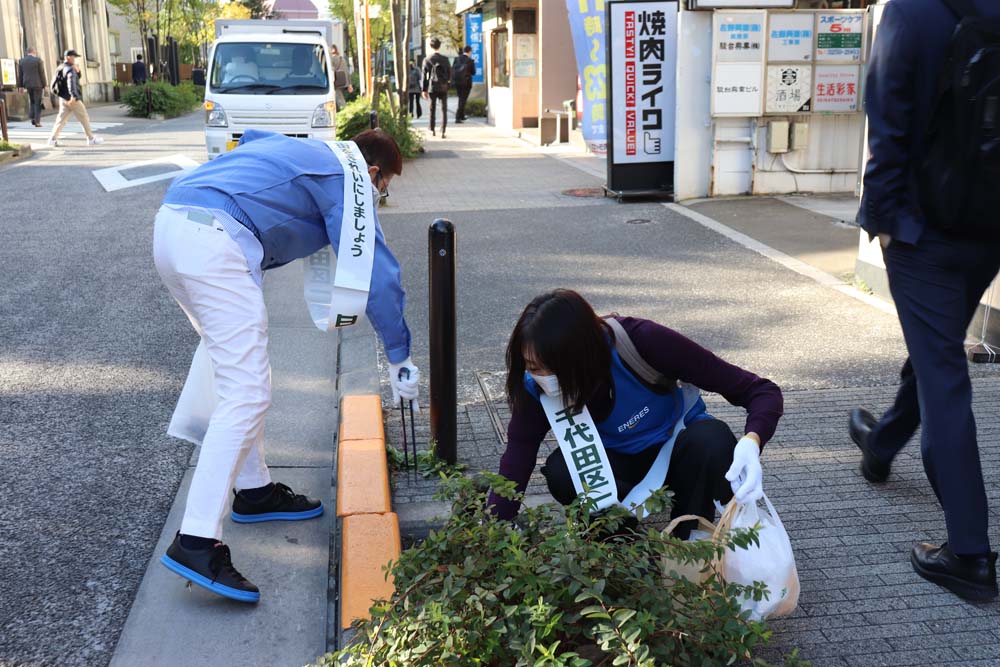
xmin=911 ymin=542 xmax=998 ymax=602
xmin=160 ymin=532 xmax=260 ymax=602
xmin=849 ymin=408 xmax=890 ymax=482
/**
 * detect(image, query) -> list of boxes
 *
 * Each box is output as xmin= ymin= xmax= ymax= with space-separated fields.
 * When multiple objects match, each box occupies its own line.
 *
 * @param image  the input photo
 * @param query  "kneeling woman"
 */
xmin=488 ymin=290 xmax=783 ymax=537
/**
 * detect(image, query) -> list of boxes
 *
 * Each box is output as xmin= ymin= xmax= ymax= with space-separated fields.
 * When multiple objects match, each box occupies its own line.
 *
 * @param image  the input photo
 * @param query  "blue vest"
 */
xmin=526 ymin=347 xmax=710 ymax=455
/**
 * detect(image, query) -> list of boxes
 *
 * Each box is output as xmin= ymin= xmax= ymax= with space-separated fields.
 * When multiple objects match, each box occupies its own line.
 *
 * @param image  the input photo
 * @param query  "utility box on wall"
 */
xmin=767 ymin=120 xmax=790 ymax=153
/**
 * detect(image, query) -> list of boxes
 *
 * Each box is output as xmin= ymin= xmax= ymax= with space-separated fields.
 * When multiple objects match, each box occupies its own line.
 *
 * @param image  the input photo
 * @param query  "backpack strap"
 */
xmin=603 ymin=317 xmax=673 ymax=390
xmin=941 ymin=0 xmax=978 ymax=19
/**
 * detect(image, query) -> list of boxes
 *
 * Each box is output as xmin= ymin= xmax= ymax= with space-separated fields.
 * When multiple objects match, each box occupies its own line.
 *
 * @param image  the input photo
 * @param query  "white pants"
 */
xmin=153 ymin=206 xmax=272 ymax=539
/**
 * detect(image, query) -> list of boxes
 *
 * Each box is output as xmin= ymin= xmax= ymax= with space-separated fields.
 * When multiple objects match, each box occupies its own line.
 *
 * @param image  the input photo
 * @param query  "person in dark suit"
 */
xmin=851 ymin=0 xmax=1000 ymax=602
xmin=452 ymin=45 xmax=475 ymax=123
xmin=16 ymin=47 xmax=46 ymax=127
xmin=132 ymin=53 xmax=148 ymax=85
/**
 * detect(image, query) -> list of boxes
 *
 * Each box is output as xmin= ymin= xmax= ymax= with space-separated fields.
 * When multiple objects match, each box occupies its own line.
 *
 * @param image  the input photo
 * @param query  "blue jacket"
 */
xmin=164 ymin=130 xmax=411 ymax=363
xmin=859 ymin=0 xmax=1000 ymax=245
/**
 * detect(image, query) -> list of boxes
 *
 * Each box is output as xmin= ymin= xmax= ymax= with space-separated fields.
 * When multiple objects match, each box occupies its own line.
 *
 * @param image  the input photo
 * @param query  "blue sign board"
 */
xmin=465 ymin=13 xmax=484 ymax=84
xmin=566 ymin=0 xmax=607 ymax=154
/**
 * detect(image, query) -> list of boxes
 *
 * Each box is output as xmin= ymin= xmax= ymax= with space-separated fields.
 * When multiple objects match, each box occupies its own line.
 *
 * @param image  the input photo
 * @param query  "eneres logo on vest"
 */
xmin=618 ymin=406 xmax=650 ymax=433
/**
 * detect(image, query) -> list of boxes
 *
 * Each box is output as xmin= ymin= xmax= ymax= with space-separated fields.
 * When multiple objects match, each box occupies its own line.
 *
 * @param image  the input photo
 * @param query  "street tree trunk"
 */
xmin=390 ymin=0 xmax=408 ymax=121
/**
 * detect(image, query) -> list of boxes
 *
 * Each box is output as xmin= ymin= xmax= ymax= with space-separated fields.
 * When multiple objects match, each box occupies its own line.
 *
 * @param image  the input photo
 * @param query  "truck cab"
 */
xmin=203 ymin=19 xmax=345 ymax=159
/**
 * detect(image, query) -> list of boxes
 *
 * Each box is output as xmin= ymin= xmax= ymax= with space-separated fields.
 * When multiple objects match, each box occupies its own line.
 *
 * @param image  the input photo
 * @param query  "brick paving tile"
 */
xmin=386 ymin=378 xmax=1000 ymax=665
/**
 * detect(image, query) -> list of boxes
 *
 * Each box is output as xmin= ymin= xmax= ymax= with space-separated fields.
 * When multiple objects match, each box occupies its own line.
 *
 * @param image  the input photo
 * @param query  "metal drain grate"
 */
xmin=421 ymin=150 xmax=460 ymax=159
xmin=562 ymin=187 xmax=606 ymax=198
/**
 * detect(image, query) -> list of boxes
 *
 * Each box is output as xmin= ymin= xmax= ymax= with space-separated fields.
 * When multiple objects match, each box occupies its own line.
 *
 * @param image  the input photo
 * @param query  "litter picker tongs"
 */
xmin=398 ymin=367 xmax=418 ymax=480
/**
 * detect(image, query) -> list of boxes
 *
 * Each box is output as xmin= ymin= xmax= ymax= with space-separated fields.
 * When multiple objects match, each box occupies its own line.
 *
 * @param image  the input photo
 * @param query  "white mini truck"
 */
xmin=204 ymin=18 xmax=345 ymax=159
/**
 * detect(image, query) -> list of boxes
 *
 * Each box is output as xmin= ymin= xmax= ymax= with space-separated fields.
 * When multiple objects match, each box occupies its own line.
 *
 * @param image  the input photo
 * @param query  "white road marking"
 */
xmin=664 ymin=202 xmax=897 ymax=317
xmin=92 ymin=154 xmax=199 ymax=192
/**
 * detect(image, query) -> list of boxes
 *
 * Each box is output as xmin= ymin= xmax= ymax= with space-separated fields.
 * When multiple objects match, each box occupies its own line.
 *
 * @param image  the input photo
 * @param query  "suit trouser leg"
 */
xmin=428 ymin=93 xmax=437 ymax=131
xmin=28 ymin=88 xmax=42 ymax=124
xmin=456 ymin=86 xmax=470 ymax=120
xmin=868 ymin=357 xmax=920 ymax=462
xmin=882 ymin=231 xmax=1000 ymax=555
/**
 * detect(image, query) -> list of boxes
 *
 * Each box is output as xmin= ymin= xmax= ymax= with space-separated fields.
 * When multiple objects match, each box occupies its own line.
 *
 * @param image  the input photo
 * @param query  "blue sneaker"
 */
xmin=160 ymin=533 xmax=260 ymax=603
xmin=231 ymin=482 xmax=324 ymax=524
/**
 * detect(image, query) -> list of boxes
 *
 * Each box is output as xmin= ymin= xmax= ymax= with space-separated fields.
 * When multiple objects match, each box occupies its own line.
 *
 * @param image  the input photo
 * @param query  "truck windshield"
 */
xmin=210 ymin=42 xmax=330 ymax=94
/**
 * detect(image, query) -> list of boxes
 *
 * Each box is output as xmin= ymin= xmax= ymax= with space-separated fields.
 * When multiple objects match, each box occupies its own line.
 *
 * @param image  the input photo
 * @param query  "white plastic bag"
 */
xmin=167 ymin=340 xmax=218 ymax=446
xmin=721 ymin=493 xmax=800 ymax=620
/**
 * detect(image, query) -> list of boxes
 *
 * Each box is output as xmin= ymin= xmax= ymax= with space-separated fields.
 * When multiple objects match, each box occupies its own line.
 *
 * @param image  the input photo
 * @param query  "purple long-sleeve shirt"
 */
xmin=488 ymin=317 xmax=784 ymax=519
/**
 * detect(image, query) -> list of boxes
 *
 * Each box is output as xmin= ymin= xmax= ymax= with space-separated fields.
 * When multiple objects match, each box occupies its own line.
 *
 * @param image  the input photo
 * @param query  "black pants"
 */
xmin=27 ymin=87 xmax=43 ymax=125
xmin=428 ymin=91 xmax=448 ymax=134
xmin=542 ymin=418 xmax=737 ymax=539
xmin=408 ymin=92 xmax=422 ymax=118
xmin=455 ymin=84 xmax=471 ymax=121
xmin=869 ymin=229 xmax=1000 ymax=555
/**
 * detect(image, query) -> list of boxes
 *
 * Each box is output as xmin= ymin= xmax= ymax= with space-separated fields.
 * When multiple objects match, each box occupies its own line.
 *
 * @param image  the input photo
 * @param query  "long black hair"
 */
xmin=506 ymin=289 xmax=613 ymax=414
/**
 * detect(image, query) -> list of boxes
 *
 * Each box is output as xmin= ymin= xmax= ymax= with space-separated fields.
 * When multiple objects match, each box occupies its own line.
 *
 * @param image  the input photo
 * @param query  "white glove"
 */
xmin=725 ymin=436 xmax=763 ymax=505
xmin=389 ymin=357 xmax=420 ymax=411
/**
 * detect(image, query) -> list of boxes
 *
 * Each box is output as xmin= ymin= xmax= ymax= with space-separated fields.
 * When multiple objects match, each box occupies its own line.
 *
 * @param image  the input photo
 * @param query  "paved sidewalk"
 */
xmin=374 ymin=119 xmax=1000 ymax=666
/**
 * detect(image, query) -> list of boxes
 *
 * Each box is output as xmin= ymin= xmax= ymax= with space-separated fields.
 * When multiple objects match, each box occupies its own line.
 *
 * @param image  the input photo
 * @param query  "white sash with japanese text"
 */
xmin=538 ymin=395 xmax=619 ymax=513
xmin=539 ymin=383 xmax=703 ymax=516
xmin=304 ymin=141 xmax=377 ymax=331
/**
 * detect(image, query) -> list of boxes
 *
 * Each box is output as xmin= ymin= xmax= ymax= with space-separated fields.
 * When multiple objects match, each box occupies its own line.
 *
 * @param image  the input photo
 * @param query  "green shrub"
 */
xmin=120 ymin=81 xmax=203 ymax=118
xmin=0 ymin=140 xmax=20 ymax=152
xmin=336 ymin=94 xmax=423 ymax=159
xmin=465 ymin=97 xmax=487 ymax=117
xmin=311 ymin=474 xmax=807 ymax=667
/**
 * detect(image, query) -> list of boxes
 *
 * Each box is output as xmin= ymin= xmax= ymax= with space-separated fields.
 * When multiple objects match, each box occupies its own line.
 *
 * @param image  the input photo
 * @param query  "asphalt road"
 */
xmin=0 ymin=109 xmax=208 ymax=667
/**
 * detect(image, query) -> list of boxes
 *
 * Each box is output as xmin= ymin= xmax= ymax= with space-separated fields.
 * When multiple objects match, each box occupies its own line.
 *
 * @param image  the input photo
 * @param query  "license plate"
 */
xmin=226 ymin=140 xmax=239 ymax=152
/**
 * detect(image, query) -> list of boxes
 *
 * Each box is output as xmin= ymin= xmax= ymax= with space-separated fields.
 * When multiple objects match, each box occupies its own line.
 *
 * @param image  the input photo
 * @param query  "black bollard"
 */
xmin=429 ymin=219 xmax=457 ymax=465
xmin=369 ymin=109 xmax=379 ymax=129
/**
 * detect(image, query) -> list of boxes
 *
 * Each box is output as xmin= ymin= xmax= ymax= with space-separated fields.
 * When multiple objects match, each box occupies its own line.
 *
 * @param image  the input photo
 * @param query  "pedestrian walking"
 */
xmin=422 ymin=38 xmax=451 ymax=138
xmin=16 ymin=47 xmax=46 ymax=127
xmin=452 ymin=45 xmax=475 ymax=123
xmin=330 ymin=44 xmax=353 ymax=110
xmin=131 ymin=53 xmax=147 ymax=85
xmin=46 ymin=50 xmax=103 ymax=147
xmin=851 ymin=0 xmax=1000 ymax=601
xmin=154 ymin=128 xmax=420 ymax=603
xmin=407 ymin=60 xmax=422 ymax=119
xmin=488 ymin=289 xmax=783 ymax=539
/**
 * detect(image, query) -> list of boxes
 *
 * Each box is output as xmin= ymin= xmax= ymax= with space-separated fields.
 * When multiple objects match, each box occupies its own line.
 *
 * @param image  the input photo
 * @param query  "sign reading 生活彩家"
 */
xmin=813 ymin=65 xmax=860 ymax=112
xmin=816 ymin=13 xmax=865 ymax=62
xmin=606 ymin=0 xmax=678 ymax=196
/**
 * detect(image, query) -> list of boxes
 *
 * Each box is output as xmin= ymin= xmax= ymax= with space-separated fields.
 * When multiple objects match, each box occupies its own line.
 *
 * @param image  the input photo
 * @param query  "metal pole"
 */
xmin=0 ymin=98 xmax=9 ymax=143
xmin=428 ymin=219 xmax=457 ymax=465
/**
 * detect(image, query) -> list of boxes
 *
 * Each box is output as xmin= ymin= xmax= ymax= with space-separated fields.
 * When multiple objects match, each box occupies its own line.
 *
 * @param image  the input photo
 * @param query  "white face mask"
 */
xmin=371 ymin=182 xmax=381 ymax=208
xmin=530 ymin=373 xmax=561 ymax=396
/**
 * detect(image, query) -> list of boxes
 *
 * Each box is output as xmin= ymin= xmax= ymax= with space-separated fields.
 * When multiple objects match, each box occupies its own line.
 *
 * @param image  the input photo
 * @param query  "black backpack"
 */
xmin=50 ymin=65 xmax=68 ymax=98
xmin=429 ymin=56 xmax=449 ymax=92
xmin=917 ymin=0 xmax=1000 ymax=235
xmin=452 ymin=56 xmax=471 ymax=87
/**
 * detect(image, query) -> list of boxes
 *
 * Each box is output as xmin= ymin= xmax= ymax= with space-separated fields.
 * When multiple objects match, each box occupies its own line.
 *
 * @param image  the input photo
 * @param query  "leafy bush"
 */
xmin=0 ymin=140 xmax=20 ymax=152
xmin=313 ymin=474 xmax=806 ymax=667
xmin=120 ymin=82 xmax=203 ymax=118
xmin=336 ymin=95 xmax=422 ymax=159
xmin=464 ymin=97 xmax=487 ymax=118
